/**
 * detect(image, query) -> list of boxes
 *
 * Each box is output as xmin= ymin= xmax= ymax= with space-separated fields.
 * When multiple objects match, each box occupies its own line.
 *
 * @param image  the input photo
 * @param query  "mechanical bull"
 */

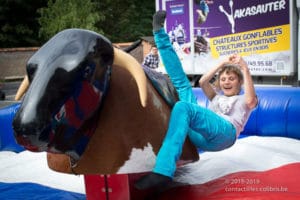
xmin=13 ymin=29 xmax=199 ymax=175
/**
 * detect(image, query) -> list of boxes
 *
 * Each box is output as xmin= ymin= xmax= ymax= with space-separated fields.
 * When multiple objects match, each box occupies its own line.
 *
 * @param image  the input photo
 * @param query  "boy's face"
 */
xmin=219 ymin=71 xmax=241 ymax=96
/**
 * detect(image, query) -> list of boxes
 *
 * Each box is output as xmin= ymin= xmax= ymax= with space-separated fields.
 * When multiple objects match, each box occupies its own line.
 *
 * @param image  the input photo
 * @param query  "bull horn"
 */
xmin=113 ymin=47 xmax=147 ymax=107
xmin=15 ymin=75 xmax=29 ymax=101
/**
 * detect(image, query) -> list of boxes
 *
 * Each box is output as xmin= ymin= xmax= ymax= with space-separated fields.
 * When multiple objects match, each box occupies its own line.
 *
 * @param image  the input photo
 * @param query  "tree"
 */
xmin=0 ymin=0 xmax=47 ymax=47
xmin=0 ymin=0 xmax=156 ymax=47
xmin=96 ymin=0 xmax=155 ymax=42
xmin=38 ymin=0 xmax=155 ymax=43
xmin=38 ymin=0 xmax=103 ymax=41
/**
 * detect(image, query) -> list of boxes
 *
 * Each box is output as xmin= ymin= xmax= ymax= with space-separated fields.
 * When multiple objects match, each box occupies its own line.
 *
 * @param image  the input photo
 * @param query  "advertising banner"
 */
xmin=158 ymin=0 xmax=295 ymax=76
xmin=161 ymin=0 xmax=194 ymax=73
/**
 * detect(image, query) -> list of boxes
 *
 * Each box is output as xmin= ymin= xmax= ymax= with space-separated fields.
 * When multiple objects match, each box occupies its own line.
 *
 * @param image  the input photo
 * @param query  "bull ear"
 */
xmin=113 ymin=47 xmax=147 ymax=107
xmin=15 ymin=75 xmax=29 ymax=101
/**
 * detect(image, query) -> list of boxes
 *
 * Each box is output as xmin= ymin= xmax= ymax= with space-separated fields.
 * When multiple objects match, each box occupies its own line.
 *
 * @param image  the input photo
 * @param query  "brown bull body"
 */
xmin=47 ymin=52 xmax=199 ymax=175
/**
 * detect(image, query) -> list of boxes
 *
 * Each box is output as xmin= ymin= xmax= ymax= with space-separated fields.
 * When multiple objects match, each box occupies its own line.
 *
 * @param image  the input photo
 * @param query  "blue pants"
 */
xmin=153 ymin=29 xmax=236 ymax=178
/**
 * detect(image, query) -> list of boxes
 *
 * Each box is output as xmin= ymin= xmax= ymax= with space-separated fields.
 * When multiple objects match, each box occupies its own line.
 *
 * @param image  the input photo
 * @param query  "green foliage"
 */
xmin=0 ymin=0 xmax=155 ymax=47
xmin=0 ymin=0 xmax=47 ymax=47
xmin=38 ymin=0 xmax=103 ymax=41
xmin=96 ymin=0 xmax=155 ymax=42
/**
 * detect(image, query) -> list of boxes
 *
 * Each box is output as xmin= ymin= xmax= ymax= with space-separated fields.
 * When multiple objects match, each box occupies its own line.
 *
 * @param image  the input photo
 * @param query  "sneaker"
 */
xmin=134 ymin=172 xmax=172 ymax=190
xmin=153 ymin=10 xmax=167 ymax=32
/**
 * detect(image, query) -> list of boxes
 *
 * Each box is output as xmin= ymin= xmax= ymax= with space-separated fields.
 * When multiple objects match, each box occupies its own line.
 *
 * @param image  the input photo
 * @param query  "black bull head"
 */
xmin=12 ymin=29 xmax=147 ymax=160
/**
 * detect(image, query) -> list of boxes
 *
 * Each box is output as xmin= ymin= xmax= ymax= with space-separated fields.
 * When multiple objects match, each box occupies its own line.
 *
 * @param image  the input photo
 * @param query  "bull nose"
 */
xmin=13 ymin=113 xmax=48 ymax=136
xmin=13 ymin=120 xmax=40 ymax=136
xmin=15 ymin=134 xmax=48 ymax=152
xmin=12 ymin=116 xmax=50 ymax=151
xmin=15 ymin=135 xmax=40 ymax=152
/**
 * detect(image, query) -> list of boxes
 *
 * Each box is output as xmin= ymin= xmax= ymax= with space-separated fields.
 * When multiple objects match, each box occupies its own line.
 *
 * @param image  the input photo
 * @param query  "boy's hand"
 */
xmin=229 ymin=54 xmax=248 ymax=71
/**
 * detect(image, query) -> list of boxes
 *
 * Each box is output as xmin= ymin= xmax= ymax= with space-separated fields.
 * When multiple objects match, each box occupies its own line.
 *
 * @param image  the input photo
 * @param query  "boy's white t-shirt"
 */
xmin=208 ymin=94 xmax=252 ymax=136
